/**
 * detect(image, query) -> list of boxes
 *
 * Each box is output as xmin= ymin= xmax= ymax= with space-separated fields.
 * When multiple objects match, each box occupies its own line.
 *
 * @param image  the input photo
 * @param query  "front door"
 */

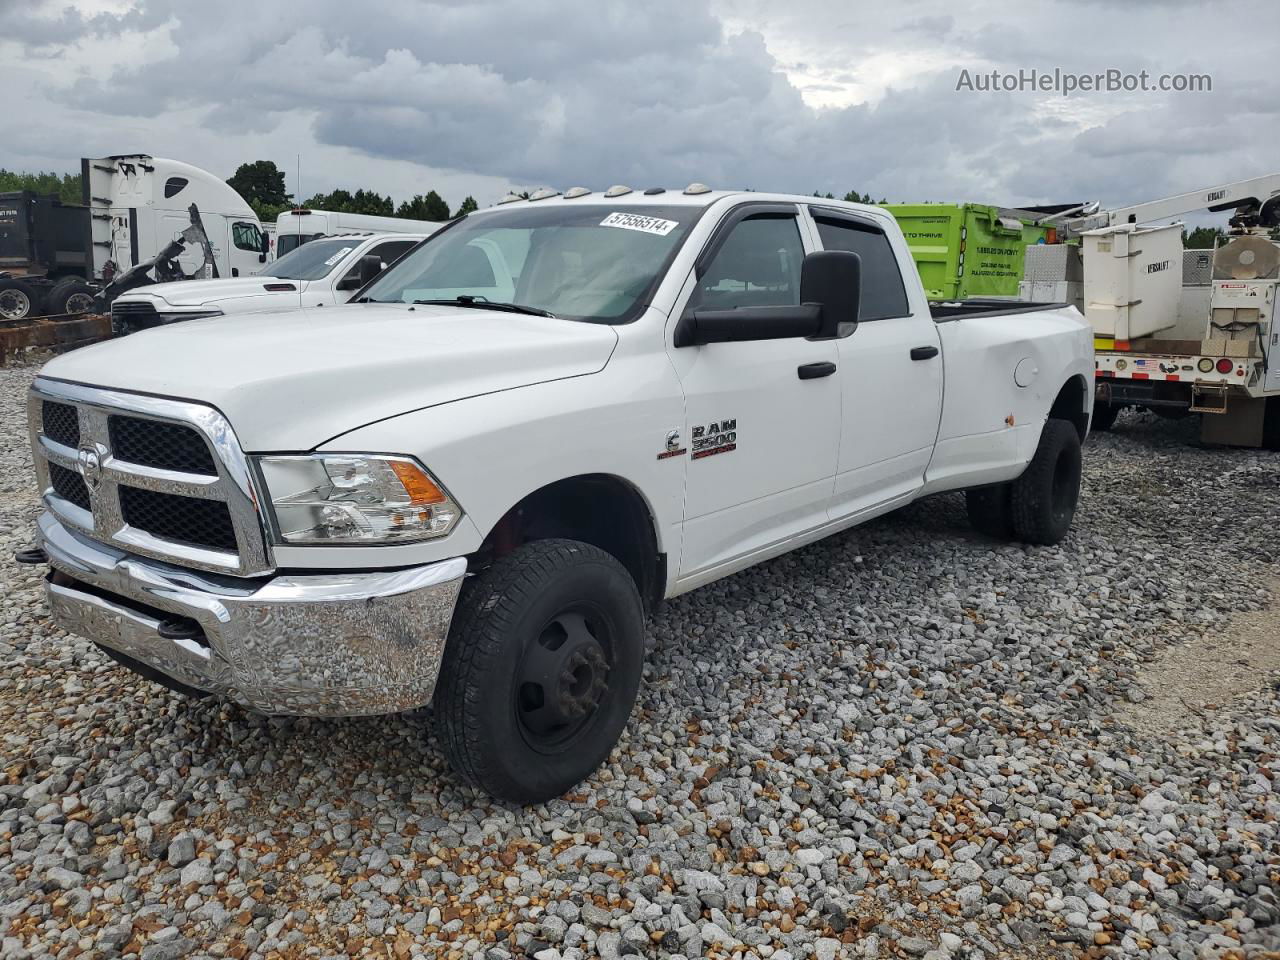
xmin=667 ymin=204 xmax=841 ymax=581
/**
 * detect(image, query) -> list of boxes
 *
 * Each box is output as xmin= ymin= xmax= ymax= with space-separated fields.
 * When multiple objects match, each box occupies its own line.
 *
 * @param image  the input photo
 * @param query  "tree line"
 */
xmin=0 ymin=160 xmax=478 ymax=223
xmin=0 ymin=169 xmax=82 ymax=204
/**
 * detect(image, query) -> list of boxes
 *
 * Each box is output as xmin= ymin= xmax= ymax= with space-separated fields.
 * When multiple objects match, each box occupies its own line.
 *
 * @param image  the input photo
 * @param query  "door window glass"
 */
xmin=688 ymin=215 xmax=804 ymax=312
xmin=813 ymin=216 xmax=910 ymax=320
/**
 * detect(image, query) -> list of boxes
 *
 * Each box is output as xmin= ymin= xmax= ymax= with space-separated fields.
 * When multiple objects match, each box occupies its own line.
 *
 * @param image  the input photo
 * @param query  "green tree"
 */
xmin=454 ymin=195 xmax=479 ymax=217
xmin=349 ymin=189 xmax=394 ymax=215
xmin=227 ymin=160 xmax=290 ymax=212
xmin=0 ymin=169 xmax=82 ymax=204
xmin=396 ymin=190 xmax=450 ymax=221
xmin=1184 ymin=225 xmax=1226 ymax=249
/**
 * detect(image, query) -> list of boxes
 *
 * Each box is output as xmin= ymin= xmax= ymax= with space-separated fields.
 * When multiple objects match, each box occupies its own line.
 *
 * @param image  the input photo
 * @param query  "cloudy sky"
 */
xmin=2 ymin=0 xmax=1274 ymax=220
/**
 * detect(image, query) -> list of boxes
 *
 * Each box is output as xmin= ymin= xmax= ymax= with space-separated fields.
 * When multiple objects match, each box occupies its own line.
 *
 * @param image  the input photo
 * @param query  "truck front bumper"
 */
xmin=37 ymin=512 xmax=467 ymax=717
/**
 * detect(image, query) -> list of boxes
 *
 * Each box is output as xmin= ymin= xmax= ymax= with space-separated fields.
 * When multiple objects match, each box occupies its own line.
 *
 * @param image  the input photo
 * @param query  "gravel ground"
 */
xmin=1 ymin=361 xmax=1278 ymax=960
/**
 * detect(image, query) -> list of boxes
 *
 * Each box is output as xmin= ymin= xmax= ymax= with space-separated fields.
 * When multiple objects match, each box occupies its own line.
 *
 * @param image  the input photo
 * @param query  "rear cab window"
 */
xmin=811 ymin=210 xmax=910 ymax=321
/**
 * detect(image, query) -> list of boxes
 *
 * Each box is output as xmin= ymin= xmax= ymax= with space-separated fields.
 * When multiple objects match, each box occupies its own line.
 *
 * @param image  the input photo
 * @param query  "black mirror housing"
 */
xmin=357 ymin=254 xmax=383 ymax=286
xmin=800 ymin=250 xmax=861 ymax=336
xmin=674 ymin=304 xmax=822 ymax=347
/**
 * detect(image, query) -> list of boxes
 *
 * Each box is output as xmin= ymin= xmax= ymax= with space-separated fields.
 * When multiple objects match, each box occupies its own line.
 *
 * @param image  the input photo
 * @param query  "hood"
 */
xmin=40 ymin=303 xmax=618 ymax=450
xmin=122 ymin=277 xmax=299 ymax=307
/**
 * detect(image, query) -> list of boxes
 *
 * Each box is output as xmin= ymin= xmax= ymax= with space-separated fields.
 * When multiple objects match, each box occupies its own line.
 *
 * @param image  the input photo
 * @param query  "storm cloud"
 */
xmin=2 ymin=0 xmax=1274 ymax=213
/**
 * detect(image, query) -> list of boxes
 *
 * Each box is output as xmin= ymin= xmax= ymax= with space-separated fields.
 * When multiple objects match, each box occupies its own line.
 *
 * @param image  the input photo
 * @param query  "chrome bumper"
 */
xmin=38 ymin=513 xmax=466 ymax=717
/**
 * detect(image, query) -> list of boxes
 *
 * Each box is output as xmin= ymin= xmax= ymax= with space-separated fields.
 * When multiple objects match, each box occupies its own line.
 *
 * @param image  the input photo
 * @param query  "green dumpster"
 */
xmin=884 ymin=203 xmax=1052 ymax=301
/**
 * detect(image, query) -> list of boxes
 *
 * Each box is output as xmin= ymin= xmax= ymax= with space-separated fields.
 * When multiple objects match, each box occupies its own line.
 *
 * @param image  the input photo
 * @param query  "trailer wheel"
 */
xmin=1010 ymin=419 xmax=1082 ymax=546
xmin=46 ymin=278 xmax=96 ymax=316
xmin=0 ymin=278 xmax=41 ymax=320
xmin=965 ymin=484 xmax=1014 ymax=538
xmin=1090 ymin=402 xmax=1121 ymax=433
xmin=434 ymin=538 xmax=644 ymax=803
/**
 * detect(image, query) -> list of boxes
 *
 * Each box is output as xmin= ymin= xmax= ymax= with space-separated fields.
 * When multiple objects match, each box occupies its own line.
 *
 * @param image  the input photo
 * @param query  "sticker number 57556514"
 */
xmin=600 ymin=212 xmax=679 ymax=236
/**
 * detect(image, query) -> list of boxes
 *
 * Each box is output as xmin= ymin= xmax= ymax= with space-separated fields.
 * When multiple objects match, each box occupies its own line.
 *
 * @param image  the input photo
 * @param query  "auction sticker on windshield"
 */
xmin=323 ymin=247 xmax=354 ymax=266
xmin=600 ymin=212 xmax=679 ymax=236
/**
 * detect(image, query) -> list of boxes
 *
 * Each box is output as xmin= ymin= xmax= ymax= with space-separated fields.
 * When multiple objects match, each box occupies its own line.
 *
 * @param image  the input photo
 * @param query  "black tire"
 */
xmin=965 ymin=484 xmax=1014 ymax=539
xmin=45 ymin=277 xmax=96 ymax=315
xmin=1090 ymin=401 xmax=1121 ymax=433
xmin=1010 ymin=419 xmax=1082 ymax=546
xmin=0 ymin=277 xmax=41 ymax=320
xmin=434 ymin=539 xmax=644 ymax=803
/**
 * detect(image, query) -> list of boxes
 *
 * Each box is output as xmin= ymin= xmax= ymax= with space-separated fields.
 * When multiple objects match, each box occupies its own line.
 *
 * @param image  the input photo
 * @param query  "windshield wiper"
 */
xmin=353 ymin=296 xmax=384 ymax=303
xmin=413 ymin=295 xmax=557 ymax=318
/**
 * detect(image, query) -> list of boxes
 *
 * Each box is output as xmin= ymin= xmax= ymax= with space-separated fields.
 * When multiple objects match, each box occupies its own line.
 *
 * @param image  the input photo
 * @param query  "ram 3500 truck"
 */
xmin=26 ymin=188 xmax=1093 ymax=802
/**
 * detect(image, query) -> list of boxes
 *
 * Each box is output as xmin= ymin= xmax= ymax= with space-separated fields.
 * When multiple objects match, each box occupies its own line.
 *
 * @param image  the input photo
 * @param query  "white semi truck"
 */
xmin=0 ymin=155 xmax=269 ymax=320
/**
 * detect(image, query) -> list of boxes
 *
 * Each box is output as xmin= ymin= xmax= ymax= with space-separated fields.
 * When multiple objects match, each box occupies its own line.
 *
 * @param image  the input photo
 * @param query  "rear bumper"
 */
xmin=38 ymin=512 xmax=466 ymax=717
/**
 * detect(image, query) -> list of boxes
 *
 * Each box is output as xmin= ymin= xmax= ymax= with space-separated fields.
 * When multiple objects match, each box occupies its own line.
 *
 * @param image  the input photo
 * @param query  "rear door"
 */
xmin=808 ymin=207 xmax=944 ymax=518
xmin=668 ymin=202 xmax=841 ymax=580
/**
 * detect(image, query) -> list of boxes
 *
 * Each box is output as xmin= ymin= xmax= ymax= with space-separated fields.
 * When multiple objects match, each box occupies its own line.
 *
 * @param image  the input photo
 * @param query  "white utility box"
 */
xmin=1083 ymin=222 xmax=1184 ymax=340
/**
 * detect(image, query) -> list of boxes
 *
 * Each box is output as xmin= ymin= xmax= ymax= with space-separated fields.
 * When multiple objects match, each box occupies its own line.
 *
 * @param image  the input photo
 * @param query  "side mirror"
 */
xmin=357 ymin=254 xmax=383 ymax=286
xmin=673 ymin=249 xmax=862 ymax=347
xmin=800 ymin=249 xmax=861 ymax=337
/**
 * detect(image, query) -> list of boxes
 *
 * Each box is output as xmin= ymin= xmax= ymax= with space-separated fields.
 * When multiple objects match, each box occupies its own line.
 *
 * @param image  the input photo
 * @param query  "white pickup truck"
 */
xmin=26 ymin=187 xmax=1093 ymax=802
xmin=108 ymin=232 xmax=427 ymax=334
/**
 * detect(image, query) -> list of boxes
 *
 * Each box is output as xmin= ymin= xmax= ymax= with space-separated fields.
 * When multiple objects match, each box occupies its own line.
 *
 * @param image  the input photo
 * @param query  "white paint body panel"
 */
xmin=40 ymin=191 xmax=1093 ymax=595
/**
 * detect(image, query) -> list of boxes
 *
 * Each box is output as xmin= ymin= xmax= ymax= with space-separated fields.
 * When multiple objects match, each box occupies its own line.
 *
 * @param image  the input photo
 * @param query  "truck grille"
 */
xmin=48 ymin=462 xmax=91 ymax=512
xmin=109 ymin=300 xmax=159 ymax=333
xmin=28 ymin=380 xmax=271 ymax=576
xmin=109 ymin=416 xmax=217 ymax=475
xmin=119 ymin=486 xmax=238 ymax=552
xmin=42 ymin=401 xmax=80 ymax=448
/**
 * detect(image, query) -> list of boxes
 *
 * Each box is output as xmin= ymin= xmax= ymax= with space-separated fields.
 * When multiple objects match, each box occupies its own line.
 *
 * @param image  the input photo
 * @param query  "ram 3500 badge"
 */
xmin=27 ymin=186 xmax=1093 ymax=802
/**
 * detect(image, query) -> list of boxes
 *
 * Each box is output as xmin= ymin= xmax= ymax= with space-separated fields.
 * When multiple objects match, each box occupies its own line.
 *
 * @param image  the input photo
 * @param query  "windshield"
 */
xmin=360 ymin=204 xmax=704 ymax=323
xmin=276 ymin=232 xmax=324 ymax=256
xmin=261 ymin=237 xmax=355 ymax=281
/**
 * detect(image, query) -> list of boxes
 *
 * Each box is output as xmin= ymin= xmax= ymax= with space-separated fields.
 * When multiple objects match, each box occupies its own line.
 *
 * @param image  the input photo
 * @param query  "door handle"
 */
xmin=910 ymin=345 xmax=940 ymax=361
xmin=797 ymin=361 xmax=837 ymax=380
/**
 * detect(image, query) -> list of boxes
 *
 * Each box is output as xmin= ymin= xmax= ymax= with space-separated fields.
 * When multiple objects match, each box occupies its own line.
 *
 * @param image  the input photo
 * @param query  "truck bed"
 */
xmin=929 ymin=298 xmax=1071 ymax=322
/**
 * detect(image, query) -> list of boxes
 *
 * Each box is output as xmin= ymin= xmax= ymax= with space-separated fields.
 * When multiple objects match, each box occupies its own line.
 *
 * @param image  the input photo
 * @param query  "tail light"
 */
xmin=1215 ymin=358 xmax=1233 ymax=374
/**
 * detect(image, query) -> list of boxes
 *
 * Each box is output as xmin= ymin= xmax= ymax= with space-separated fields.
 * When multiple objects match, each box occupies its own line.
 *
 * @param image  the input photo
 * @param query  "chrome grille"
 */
xmin=28 ymin=379 xmax=271 ymax=576
xmin=109 ymin=416 xmax=217 ymax=474
xmin=119 ymin=486 xmax=237 ymax=552
xmin=42 ymin=401 xmax=80 ymax=448
xmin=48 ymin=462 xmax=91 ymax=512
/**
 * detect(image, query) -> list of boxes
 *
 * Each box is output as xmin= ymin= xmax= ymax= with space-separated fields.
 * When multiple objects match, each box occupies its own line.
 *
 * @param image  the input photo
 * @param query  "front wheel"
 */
xmin=433 ymin=539 xmax=644 ymax=803
xmin=1010 ymin=418 xmax=1082 ymax=545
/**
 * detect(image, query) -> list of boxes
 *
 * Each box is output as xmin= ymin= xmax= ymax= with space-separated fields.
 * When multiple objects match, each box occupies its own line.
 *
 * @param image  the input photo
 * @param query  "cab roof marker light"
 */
xmin=604 ymin=185 xmax=633 ymax=197
xmin=497 ymin=194 xmax=524 ymax=204
xmin=528 ymin=188 xmax=560 ymax=201
xmin=563 ymin=187 xmax=592 ymax=198
xmin=683 ymin=182 xmax=712 ymax=195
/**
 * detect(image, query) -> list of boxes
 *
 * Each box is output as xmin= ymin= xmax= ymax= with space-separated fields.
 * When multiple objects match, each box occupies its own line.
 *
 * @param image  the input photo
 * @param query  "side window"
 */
xmin=163 ymin=177 xmax=188 ymax=199
xmin=232 ymin=221 xmax=263 ymax=252
xmin=689 ymin=214 xmax=803 ymax=312
xmin=368 ymin=240 xmax=417 ymax=268
xmin=813 ymin=217 xmax=910 ymax=320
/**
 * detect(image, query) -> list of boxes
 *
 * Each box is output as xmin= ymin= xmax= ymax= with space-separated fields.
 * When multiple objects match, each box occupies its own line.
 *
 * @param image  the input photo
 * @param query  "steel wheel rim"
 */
xmin=514 ymin=604 xmax=613 ymax=754
xmin=0 ymin=290 xmax=31 ymax=320
xmin=65 ymin=292 xmax=95 ymax=315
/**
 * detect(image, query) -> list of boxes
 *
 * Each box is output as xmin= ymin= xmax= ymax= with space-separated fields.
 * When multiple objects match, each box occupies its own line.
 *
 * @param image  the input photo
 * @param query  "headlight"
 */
xmin=255 ymin=454 xmax=461 ymax=544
